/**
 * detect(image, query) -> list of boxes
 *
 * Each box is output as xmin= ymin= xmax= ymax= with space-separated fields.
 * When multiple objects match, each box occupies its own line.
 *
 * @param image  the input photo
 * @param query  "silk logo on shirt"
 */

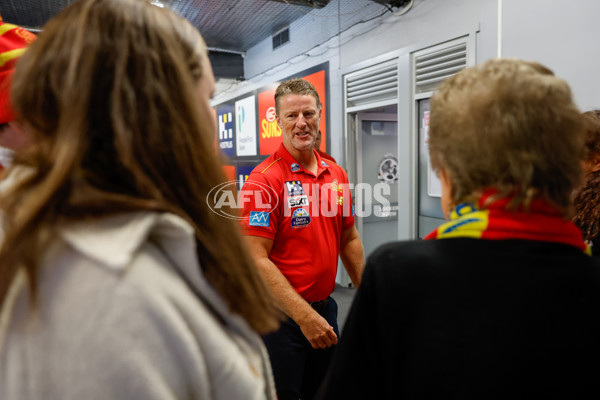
xmin=287 ymin=195 xmax=308 ymax=208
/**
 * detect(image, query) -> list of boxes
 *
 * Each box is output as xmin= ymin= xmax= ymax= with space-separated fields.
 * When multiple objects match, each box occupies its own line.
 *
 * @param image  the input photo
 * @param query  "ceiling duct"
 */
xmin=266 ymin=0 xmax=330 ymax=8
xmin=208 ymin=50 xmax=245 ymax=80
xmin=370 ymin=0 xmax=411 ymax=8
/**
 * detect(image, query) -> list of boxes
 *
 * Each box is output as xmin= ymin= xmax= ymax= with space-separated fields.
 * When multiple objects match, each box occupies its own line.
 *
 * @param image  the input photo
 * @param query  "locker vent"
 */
xmin=414 ymin=42 xmax=467 ymax=93
xmin=273 ymin=27 xmax=290 ymax=50
xmin=345 ymin=60 xmax=398 ymax=108
xmin=272 ymin=27 xmax=290 ymax=50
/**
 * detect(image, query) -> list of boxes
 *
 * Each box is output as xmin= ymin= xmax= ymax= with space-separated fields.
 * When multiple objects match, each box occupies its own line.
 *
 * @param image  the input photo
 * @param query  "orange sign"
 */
xmin=258 ymin=88 xmax=282 ymax=156
xmin=258 ymin=69 xmax=328 ymax=156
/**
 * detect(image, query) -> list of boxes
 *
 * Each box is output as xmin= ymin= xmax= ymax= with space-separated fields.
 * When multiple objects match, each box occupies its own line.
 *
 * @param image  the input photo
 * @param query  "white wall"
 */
xmin=502 ymin=0 xmax=600 ymax=111
xmin=213 ymin=0 xmax=499 ymax=163
xmin=214 ymin=0 xmax=600 ymax=157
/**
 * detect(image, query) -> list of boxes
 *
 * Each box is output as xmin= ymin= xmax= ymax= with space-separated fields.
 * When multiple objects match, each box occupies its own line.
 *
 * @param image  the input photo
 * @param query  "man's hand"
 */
xmin=246 ymin=235 xmax=338 ymax=348
xmin=297 ymin=311 xmax=338 ymax=349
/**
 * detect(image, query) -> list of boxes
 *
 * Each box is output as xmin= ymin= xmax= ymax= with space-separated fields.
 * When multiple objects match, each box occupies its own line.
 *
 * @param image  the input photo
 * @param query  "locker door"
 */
xmin=355 ymin=106 xmax=399 ymax=258
xmin=416 ymin=98 xmax=445 ymax=238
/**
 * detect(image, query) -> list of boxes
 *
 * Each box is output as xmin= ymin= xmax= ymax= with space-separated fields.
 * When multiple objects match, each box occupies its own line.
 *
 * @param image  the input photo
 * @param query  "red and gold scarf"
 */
xmin=425 ymin=191 xmax=590 ymax=255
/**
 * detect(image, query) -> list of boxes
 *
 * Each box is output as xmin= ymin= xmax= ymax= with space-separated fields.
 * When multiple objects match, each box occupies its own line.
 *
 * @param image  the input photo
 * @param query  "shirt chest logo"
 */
xmin=287 ymin=194 xmax=308 ymax=208
xmin=291 ymin=208 xmax=311 ymax=228
xmin=285 ymin=180 xmax=305 ymax=196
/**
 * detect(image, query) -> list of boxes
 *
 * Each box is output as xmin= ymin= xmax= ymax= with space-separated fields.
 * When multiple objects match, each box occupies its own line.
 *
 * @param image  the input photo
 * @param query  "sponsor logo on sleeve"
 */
xmin=285 ymin=180 xmax=305 ymax=196
xmin=291 ymin=208 xmax=311 ymax=228
xmin=249 ymin=211 xmax=271 ymax=227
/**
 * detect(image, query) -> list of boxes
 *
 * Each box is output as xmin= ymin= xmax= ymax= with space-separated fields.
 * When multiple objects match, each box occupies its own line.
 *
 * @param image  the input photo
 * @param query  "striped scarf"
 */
xmin=425 ymin=192 xmax=590 ymax=255
xmin=0 ymin=15 xmax=36 ymax=123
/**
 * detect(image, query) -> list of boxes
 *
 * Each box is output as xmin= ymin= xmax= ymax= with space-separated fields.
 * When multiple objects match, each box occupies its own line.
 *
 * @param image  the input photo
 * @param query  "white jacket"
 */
xmin=0 ymin=211 xmax=276 ymax=400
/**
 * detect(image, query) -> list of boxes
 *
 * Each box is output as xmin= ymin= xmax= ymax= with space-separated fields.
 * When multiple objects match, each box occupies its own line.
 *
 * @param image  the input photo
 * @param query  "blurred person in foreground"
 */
xmin=0 ymin=0 xmax=280 ymax=398
xmin=572 ymin=110 xmax=600 ymax=255
xmin=0 ymin=14 xmax=36 ymax=169
xmin=317 ymin=58 xmax=600 ymax=399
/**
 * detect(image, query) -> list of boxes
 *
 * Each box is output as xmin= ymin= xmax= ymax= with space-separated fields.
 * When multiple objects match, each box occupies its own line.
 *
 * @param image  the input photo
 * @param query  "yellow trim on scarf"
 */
xmin=0 ymin=22 xmax=17 ymax=36
xmin=435 ymin=204 xmax=490 ymax=239
xmin=0 ymin=48 xmax=25 ymax=68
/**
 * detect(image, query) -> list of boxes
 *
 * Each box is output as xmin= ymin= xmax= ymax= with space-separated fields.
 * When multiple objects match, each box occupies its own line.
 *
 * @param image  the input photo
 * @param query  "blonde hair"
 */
xmin=274 ymin=78 xmax=322 ymax=115
xmin=0 ymin=0 xmax=279 ymax=333
xmin=429 ymin=58 xmax=584 ymax=211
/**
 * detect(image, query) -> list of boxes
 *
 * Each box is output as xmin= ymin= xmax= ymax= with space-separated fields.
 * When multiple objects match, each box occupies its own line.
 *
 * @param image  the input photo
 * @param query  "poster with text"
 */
xmin=258 ymin=88 xmax=281 ymax=156
xmin=235 ymin=96 xmax=257 ymax=156
xmin=217 ymin=104 xmax=235 ymax=157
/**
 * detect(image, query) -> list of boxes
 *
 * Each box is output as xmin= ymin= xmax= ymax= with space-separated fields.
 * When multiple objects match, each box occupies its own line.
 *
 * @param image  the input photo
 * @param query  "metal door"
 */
xmin=416 ymin=98 xmax=445 ymax=237
xmin=354 ymin=105 xmax=399 ymax=258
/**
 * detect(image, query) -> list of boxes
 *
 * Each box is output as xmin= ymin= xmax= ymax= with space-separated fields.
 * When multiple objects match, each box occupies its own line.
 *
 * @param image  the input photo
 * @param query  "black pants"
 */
xmin=263 ymin=297 xmax=339 ymax=400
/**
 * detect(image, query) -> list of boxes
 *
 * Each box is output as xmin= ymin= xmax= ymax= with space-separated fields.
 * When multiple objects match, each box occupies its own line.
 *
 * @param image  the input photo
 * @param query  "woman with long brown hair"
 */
xmin=0 ymin=0 xmax=279 ymax=398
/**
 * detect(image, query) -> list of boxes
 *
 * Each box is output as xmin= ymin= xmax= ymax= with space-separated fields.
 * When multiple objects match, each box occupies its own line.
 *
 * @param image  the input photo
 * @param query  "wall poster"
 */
xmin=212 ymin=62 xmax=330 ymax=182
xmin=235 ymin=95 xmax=257 ymax=156
xmin=217 ymin=104 xmax=235 ymax=157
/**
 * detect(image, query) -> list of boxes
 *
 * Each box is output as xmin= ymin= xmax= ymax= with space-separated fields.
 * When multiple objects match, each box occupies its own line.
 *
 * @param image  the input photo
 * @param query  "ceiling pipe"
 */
xmin=265 ymin=0 xmax=331 ymax=8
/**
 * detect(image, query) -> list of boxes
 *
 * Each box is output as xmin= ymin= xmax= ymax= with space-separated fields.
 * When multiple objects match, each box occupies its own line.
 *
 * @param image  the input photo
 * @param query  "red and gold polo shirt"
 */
xmin=240 ymin=143 xmax=355 ymax=302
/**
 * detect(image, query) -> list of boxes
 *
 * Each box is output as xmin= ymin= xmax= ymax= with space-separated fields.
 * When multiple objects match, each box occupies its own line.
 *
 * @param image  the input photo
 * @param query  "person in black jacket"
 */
xmin=317 ymin=58 xmax=600 ymax=399
xmin=573 ymin=110 xmax=600 ymax=255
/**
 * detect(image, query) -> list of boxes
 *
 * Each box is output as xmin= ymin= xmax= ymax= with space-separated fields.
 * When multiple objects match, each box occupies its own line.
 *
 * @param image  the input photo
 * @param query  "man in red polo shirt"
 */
xmin=241 ymin=78 xmax=365 ymax=400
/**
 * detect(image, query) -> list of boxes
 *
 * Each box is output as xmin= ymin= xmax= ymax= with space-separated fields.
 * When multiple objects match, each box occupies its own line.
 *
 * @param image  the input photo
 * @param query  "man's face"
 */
xmin=0 ymin=121 xmax=29 ymax=151
xmin=276 ymin=94 xmax=321 ymax=153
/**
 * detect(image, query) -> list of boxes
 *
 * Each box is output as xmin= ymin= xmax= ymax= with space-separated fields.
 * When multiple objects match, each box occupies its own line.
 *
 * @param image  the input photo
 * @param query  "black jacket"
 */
xmin=318 ymin=238 xmax=600 ymax=399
